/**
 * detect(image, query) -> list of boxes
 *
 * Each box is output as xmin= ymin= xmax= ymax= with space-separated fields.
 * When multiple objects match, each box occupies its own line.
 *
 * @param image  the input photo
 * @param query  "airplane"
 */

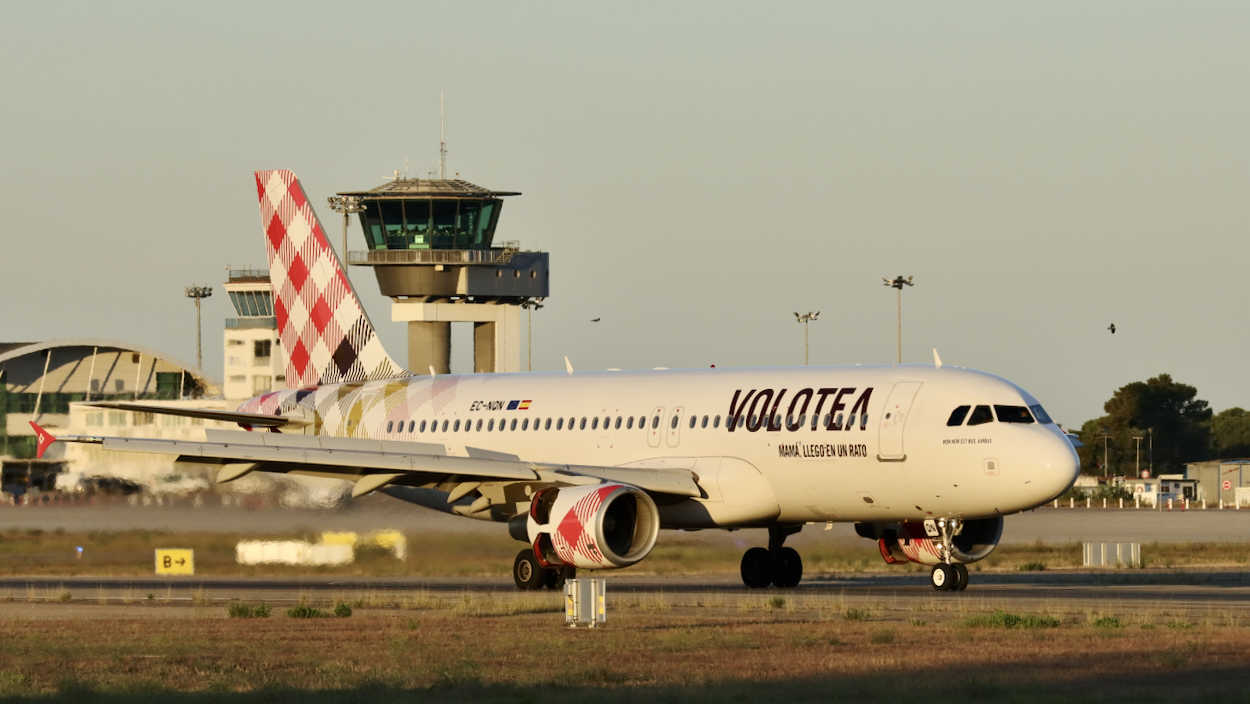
xmin=32 ymin=169 xmax=1081 ymax=592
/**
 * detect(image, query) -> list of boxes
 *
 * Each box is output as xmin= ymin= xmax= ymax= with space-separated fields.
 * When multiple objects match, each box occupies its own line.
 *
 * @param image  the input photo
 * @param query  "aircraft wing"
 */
xmin=44 ymin=427 xmax=702 ymax=499
xmin=80 ymin=402 xmax=307 ymax=429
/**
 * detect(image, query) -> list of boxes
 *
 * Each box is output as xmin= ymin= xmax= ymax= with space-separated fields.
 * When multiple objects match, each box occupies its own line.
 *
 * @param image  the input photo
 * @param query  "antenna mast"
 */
xmin=439 ymin=91 xmax=447 ymax=180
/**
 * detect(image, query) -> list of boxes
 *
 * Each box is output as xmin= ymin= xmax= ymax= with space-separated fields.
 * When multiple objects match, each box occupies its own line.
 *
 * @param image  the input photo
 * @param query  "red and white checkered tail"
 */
xmin=254 ymin=169 xmax=408 ymax=389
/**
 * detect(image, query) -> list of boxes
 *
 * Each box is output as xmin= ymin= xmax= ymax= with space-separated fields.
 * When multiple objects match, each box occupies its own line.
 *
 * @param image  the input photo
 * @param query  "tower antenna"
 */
xmin=439 ymin=91 xmax=447 ymax=180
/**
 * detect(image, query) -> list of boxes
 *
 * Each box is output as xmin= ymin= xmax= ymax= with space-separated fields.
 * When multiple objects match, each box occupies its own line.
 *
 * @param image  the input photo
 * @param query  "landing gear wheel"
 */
xmin=740 ymin=547 xmax=774 ymax=588
xmin=772 ymin=547 xmax=803 ymax=588
xmin=930 ymin=563 xmax=956 ymax=591
xmin=513 ymin=549 xmax=546 ymax=590
xmin=952 ymin=563 xmax=969 ymax=592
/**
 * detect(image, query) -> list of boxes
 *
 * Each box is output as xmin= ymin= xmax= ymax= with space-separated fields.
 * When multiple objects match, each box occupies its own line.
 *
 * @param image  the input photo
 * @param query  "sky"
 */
xmin=2 ymin=1 xmax=1247 ymax=429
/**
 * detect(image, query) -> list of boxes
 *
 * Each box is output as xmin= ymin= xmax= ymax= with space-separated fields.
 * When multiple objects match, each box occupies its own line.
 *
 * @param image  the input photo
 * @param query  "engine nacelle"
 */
xmin=867 ymin=517 xmax=1003 ymax=566
xmin=526 ymin=483 xmax=660 ymax=570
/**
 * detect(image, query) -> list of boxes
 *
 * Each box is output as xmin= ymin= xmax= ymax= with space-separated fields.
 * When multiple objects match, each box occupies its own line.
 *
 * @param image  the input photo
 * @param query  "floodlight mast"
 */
xmin=184 ymin=285 xmax=213 ymax=371
xmin=882 ymin=276 xmax=914 ymax=364
xmin=327 ymin=195 xmax=366 ymax=282
xmin=794 ymin=311 xmax=819 ymax=365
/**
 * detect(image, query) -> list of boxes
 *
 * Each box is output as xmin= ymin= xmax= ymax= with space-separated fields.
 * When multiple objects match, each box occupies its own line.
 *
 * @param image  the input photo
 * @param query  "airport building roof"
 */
xmin=337 ymin=178 xmax=520 ymax=199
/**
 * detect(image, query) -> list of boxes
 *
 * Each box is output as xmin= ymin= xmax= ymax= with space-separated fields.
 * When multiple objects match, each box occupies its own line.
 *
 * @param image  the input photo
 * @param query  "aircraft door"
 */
xmin=647 ymin=406 xmax=665 ymax=448
xmin=877 ymin=382 xmax=922 ymax=461
xmin=666 ymin=406 xmax=685 ymax=447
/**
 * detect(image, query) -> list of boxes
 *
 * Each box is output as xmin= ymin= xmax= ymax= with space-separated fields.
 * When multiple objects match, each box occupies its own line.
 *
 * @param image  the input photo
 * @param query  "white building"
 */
xmin=222 ymin=268 xmax=284 ymax=400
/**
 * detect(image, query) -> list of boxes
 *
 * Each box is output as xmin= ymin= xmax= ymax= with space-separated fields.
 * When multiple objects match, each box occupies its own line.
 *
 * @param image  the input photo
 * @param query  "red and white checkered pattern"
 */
xmin=255 ymin=170 xmax=407 ymax=389
xmin=552 ymin=485 xmax=616 ymax=567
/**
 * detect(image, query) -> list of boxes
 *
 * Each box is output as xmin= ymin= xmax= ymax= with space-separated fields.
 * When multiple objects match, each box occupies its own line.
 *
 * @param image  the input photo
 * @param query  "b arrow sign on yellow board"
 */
xmin=155 ymin=549 xmax=194 ymax=575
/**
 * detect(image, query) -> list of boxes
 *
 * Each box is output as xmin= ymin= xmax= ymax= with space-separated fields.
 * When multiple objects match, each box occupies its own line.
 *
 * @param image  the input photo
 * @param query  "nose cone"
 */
xmin=1023 ymin=428 xmax=1081 ymax=503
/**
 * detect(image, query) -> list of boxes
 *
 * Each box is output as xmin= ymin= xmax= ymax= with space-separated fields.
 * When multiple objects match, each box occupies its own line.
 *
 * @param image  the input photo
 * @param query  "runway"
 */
xmin=3 ymin=571 xmax=1249 ymax=621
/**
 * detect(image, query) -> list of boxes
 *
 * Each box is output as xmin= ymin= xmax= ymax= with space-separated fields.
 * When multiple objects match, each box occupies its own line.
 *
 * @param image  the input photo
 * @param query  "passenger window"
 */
xmin=626 ymin=416 xmax=634 ymax=429
xmin=580 ymin=418 xmax=587 ymax=430
xmin=671 ymin=415 xmax=679 ymax=429
xmin=419 ymin=420 xmax=427 ymax=433
xmin=615 ymin=417 xmax=622 ymax=430
xmin=522 ymin=418 xmax=529 ymax=431
xmin=408 ymin=421 xmax=415 ymax=433
xmin=592 ymin=417 xmax=599 ymax=430
xmin=713 ymin=415 xmax=721 ymax=428
xmin=441 ymin=420 xmax=449 ymax=433
xmin=995 ymin=406 xmax=1034 ymax=424
xmin=387 ymin=421 xmax=394 ymax=433
xmin=556 ymin=418 xmax=564 ymax=430
xmin=488 ymin=419 xmax=495 ymax=431
xmin=510 ymin=419 xmax=518 ymax=431
xmin=453 ymin=420 xmax=460 ymax=432
xmin=947 ymin=406 xmax=971 ymax=426
xmin=967 ymin=405 xmax=994 ymax=426
xmin=651 ymin=416 xmax=660 ymax=429
xmin=701 ymin=415 xmax=708 ymax=428
xmin=603 ymin=416 xmax=610 ymax=428
xmin=545 ymin=418 xmax=552 ymax=430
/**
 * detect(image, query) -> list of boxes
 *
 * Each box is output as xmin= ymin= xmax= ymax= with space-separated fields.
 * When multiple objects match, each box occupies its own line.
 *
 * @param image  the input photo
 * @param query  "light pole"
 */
xmin=327 ymin=195 xmax=366 ymax=280
xmin=521 ymin=299 xmax=545 ymax=372
xmin=882 ymin=276 xmax=914 ymax=364
xmin=1098 ymin=428 xmax=1113 ymax=478
xmin=184 ymin=285 xmax=212 ymax=370
xmin=1133 ymin=436 xmax=1143 ymax=479
xmin=793 ymin=311 xmax=819 ymax=365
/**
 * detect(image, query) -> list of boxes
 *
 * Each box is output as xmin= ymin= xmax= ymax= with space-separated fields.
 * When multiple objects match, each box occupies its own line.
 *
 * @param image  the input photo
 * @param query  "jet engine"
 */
xmin=525 ymin=483 xmax=660 ymax=570
xmin=860 ymin=517 xmax=1003 ymax=566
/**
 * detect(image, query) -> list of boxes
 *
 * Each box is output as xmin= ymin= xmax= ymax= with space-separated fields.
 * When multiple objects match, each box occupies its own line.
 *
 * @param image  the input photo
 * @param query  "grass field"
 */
xmin=2 ymin=528 xmax=1249 ymax=577
xmin=0 ymin=593 xmax=1247 ymax=703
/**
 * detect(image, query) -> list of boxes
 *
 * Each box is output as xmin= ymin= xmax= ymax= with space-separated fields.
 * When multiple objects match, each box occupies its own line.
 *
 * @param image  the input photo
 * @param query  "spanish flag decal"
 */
xmin=518 ymin=400 xmax=532 ymax=410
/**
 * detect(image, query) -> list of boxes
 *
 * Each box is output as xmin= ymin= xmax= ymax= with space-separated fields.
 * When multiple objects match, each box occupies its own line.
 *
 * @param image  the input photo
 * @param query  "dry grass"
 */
xmin=0 ymin=605 xmax=1246 ymax=702
xmin=4 ymin=528 xmax=1250 ymax=578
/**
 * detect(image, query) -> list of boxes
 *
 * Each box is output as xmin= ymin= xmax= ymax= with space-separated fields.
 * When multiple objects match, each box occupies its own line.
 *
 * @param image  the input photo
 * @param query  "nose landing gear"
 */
xmin=740 ymin=525 xmax=804 ymax=588
xmin=927 ymin=518 xmax=970 ymax=591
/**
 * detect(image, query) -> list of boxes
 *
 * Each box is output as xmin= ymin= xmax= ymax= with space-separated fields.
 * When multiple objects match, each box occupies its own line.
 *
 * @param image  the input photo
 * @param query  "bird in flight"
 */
xmin=591 ymin=318 xmax=601 ymax=322
xmin=1108 ymin=324 xmax=1116 ymax=334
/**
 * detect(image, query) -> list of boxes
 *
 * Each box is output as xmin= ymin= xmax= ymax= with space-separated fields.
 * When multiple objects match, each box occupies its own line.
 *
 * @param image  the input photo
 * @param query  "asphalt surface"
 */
xmin=2 ymin=499 xmax=1248 ymax=545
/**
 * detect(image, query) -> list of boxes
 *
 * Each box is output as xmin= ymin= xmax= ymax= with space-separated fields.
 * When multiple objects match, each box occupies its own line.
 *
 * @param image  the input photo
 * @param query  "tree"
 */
xmin=1208 ymin=407 xmax=1250 ymax=459
xmin=1075 ymin=374 xmax=1211 ymax=475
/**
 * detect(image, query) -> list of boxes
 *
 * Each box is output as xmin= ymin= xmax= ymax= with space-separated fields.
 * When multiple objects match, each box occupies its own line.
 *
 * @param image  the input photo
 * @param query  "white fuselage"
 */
xmin=243 ymin=363 xmax=1080 ymax=528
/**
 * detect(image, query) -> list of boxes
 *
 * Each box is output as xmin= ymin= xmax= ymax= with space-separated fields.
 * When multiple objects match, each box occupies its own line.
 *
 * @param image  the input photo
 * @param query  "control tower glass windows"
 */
xmin=357 ymin=199 xmax=503 ymax=250
xmin=228 ymin=290 xmax=273 ymax=317
xmin=379 ymin=200 xmax=406 ymax=249
xmin=403 ymin=200 xmax=431 ymax=248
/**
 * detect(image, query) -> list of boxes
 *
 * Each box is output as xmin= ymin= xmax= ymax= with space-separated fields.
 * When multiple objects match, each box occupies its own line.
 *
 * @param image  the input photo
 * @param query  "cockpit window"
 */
xmin=967 ymin=405 xmax=994 ymax=426
xmin=1029 ymin=404 xmax=1053 ymax=424
xmin=994 ymin=405 xmax=1035 ymax=424
xmin=946 ymin=406 xmax=971 ymax=426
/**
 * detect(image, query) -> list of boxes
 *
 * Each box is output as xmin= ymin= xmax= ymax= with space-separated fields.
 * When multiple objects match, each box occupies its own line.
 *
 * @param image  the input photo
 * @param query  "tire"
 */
xmin=513 ymin=549 xmax=546 ymax=590
xmin=772 ymin=547 xmax=803 ymax=588
xmin=740 ymin=547 xmax=774 ymax=588
xmin=952 ymin=563 xmax=969 ymax=592
xmin=930 ymin=563 xmax=955 ymax=591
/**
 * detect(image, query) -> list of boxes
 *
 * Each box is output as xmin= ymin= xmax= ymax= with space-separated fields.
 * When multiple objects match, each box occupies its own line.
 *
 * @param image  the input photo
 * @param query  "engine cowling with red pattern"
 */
xmin=859 ymin=517 xmax=1003 ymax=566
xmin=526 ymin=483 xmax=660 ymax=570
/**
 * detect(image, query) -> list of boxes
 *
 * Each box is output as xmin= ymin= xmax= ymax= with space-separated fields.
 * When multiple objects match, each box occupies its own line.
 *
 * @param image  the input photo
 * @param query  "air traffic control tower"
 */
xmin=338 ymin=178 xmax=548 ymax=375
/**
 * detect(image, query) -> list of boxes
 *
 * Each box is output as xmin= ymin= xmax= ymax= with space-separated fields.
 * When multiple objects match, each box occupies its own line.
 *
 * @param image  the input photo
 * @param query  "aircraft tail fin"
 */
xmin=254 ymin=170 xmax=408 ymax=388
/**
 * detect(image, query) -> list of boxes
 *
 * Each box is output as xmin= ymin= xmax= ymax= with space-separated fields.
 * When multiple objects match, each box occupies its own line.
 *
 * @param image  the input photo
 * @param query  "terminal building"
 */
xmin=337 ymin=176 xmax=548 ymax=374
xmin=0 ymin=340 xmax=218 ymax=495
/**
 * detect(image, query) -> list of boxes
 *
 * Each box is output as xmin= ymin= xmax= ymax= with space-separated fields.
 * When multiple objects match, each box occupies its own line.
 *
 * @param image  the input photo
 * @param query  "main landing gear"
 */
xmin=928 ymin=518 xmax=969 ymax=592
xmin=740 ymin=525 xmax=804 ymax=588
xmin=513 ymin=549 xmax=576 ymax=591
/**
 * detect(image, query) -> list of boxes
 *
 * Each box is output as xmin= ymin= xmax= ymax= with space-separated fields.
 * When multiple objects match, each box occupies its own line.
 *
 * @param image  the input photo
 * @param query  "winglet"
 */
xmin=933 ymin=349 xmax=943 ymax=370
xmin=28 ymin=421 xmax=56 ymax=459
xmin=564 ymin=356 xmax=574 ymax=375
